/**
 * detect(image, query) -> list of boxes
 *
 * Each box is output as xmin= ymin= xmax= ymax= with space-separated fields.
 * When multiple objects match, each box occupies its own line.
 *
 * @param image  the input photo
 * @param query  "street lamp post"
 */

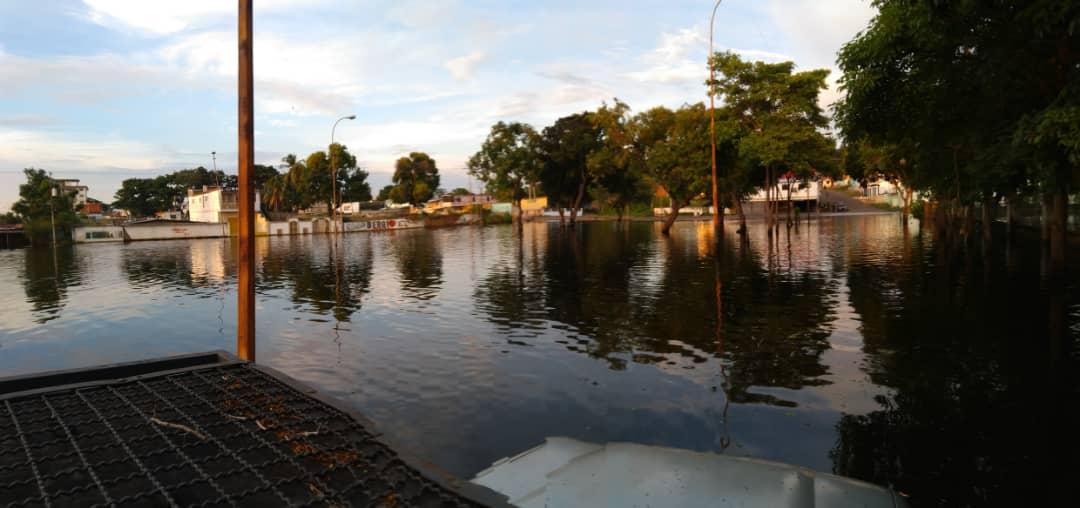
xmin=49 ymin=185 xmax=57 ymax=249
xmin=330 ymin=115 xmax=356 ymax=227
xmin=709 ymin=0 xmax=724 ymax=235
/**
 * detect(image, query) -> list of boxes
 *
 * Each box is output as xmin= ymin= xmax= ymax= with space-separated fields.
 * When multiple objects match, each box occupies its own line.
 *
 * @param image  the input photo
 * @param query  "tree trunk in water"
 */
xmin=513 ymin=198 xmax=524 ymax=231
xmin=1050 ymin=189 xmax=1067 ymax=272
xmin=765 ymin=167 xmax=773 ymax=235
xmin=981 ymin=195 xmax=993 ymax=244
xmin=902 ymin=187 xmax=912 ymax=228
xmin=1005 ymin=192 xmax=1015 ymax=239
xmin=662 ymin=198 xmax=681 ymax=236
xmin=731 ymin=192 xmax=747 ymax=234
xmin=1041 ymin=193 xmax=1051 ymax=245
xmin=568 ymin=176 xmax=586 ymax=227
xmin=786 ymin=185 xmax=793 ymax=229
xmin=963 ymin=204 xmax=976 ymax=245
xmin=558 ymin=207 xmax=565 ymax=227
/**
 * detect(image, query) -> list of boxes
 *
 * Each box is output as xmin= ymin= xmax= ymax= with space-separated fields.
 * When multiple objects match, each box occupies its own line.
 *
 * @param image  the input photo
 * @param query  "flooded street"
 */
xmin=1 ymin=217 xmax=1076 ymax=507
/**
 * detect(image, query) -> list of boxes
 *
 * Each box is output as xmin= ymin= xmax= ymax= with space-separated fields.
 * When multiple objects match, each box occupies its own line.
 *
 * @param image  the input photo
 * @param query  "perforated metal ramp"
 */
xmin=0 ymin=352 xmax=509 ymax=508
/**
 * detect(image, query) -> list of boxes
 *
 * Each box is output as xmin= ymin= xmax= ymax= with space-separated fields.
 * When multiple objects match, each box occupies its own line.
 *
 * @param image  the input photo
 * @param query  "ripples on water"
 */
xmin=0 ymin=217 xmax=1076 ymax=507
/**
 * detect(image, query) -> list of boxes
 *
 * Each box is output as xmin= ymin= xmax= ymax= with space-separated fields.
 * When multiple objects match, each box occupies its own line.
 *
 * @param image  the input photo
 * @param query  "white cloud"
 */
xmin=444 ymin=51 xmax=488 ymax=80
xmin=80 ymin=0 xmax=318 ymax=35
xmin=0 ymin=128 xmax=164 ymax=171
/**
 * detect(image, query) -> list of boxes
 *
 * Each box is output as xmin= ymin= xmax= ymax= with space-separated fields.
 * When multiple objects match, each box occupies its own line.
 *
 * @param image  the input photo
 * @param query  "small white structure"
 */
xmin=123 ymin=219 xmax=227 ymax=241
xmin=863 ymin=177 xmax=899 ymax=197
xmin=73 ymin=226 xmax=124 ymax=243
xmin=344 ymin=217 xmax=423 ymax=232
xmin=187 ymin=187 xmax=261 ymax=226
xmin=745 ymin=179 xmax=820 ymax=203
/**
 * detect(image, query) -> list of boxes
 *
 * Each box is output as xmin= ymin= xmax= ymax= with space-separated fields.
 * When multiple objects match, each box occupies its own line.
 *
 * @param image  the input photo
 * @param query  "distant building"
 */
xmin=187 ymin=187 xmax=263 ymax=235
xmin=78 ymin=198 xmax=105 ymax=217
xmin=155 ymin=210 xmax=184 ymax=220
xmin=55 ymin=179 xmax=88 ymax=208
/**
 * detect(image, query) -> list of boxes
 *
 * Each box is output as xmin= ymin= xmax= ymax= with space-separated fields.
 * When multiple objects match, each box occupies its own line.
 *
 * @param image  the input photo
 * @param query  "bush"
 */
xmin=481 ymin=209 xmax=512 ymax=225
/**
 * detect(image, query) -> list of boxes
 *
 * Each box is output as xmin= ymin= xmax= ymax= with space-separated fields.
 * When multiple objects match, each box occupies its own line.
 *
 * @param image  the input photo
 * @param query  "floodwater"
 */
xmin=1 ymin=217 xmax=1076 ymax=507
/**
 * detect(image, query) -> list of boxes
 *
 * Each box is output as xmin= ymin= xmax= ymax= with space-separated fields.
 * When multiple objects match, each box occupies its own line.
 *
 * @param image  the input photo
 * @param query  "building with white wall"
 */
xmin=187 ymin=187 xmax=262 ymax=235
xmin=55 ymin=179 xmax=88 ymax=208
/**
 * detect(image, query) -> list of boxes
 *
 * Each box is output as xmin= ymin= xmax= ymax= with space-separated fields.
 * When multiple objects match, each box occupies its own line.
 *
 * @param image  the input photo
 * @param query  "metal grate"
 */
xmin=0 ymin=364 xmax=487 ymax=507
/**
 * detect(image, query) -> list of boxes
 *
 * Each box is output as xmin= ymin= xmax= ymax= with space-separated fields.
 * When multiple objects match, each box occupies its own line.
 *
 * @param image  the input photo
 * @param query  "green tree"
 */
xmin=113 ymin=177 xmax=165 ymax=217
xmin=390 ymin=152 xmax=440 ymax=205
xmin=834 ymin=0 xmax=1079 ymax=263
xmin=12 ymin=169 xmax=79 ymax=244
xmin=449 ymin=187 xmax=470 ymax=196
xmin=341 ymin=168 xmax=372 ymax=203
xmin=631 ymin=104 xmax=712 ymax=235
xmin=540 ymin=112 xmax=602 ymax=226
xmin=468 ymin=122 xmax=543 ymax=226
xmin=710 ymin=51 xmax=832 ymax=231
xmin=586 ymin=99 xmax=649 ymax=221
xmin=376 ymin=184 xmax=395 ymax=202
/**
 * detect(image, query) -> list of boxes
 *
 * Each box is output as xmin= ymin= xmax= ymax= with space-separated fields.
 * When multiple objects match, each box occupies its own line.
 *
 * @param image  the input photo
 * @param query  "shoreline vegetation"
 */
xmin=1 ymin=2 xmax=1074 ymax=273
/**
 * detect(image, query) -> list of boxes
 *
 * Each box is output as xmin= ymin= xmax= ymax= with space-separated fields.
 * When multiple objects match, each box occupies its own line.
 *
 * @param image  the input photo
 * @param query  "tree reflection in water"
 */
xmin=21 ymin=245 xmax=83 ymax=323
xmin=389 ymin=230 xmax=443 ymax=302
xmin=474 ymin=221 xmax=837 ymax=406
xmin=260 ymin=236 xmax=373 ymax=323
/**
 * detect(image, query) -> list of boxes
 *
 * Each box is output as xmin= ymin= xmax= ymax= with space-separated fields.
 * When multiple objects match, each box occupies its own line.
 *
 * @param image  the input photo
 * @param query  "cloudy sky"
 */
xmin=0 ymin=0 xmax=876 ymax=212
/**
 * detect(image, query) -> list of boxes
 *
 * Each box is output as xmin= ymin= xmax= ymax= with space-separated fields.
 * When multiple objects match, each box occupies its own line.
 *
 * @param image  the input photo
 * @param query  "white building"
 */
xmin=187 ymin=187 xmax=262 ymax=235
xmin=744 ymin=178 xmax=820 ymax=203
xmin=55 ymin=179 xmax=88 ymax=208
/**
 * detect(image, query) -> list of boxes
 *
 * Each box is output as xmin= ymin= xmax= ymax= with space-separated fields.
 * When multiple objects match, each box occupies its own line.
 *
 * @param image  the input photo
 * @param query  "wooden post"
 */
xmin=237 ymin=0 xmax=256 ymax=361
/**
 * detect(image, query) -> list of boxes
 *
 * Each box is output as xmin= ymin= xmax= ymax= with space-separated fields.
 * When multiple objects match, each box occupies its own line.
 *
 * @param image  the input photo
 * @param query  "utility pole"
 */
xmin=330 ymin=115 xmax=356 ymax=229
xmin=49 ymin=185 xmax=57 ymax=249
xmin=237 ymin=0 xmax=255 ymax=361
xmin=709 ymin=0 xmax=724 ymax=236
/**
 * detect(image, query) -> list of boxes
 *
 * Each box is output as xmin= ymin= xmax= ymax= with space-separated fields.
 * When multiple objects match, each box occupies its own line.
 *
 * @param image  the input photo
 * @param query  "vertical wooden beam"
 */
xmin=237 ymin=0 xmax=255 ymax=361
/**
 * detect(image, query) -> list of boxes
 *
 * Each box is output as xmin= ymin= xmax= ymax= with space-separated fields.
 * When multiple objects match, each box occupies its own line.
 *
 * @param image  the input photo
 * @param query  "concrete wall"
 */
xmin=344 ymin=217 xmax=423 ymax=232
xmin=74 ymin=226 xmax=125 ymax=243
xmin=124 ymin=223 xmax=226 ymax=241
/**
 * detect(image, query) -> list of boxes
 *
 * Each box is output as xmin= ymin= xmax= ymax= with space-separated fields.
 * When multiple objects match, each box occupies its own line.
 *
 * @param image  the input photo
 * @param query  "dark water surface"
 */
xmin=1 ymin=217 xmax=1076 ymax=507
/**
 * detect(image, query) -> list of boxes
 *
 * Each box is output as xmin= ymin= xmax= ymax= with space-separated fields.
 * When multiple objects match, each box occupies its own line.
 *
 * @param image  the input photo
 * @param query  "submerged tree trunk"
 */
xmin=1050 ymin=188 xmax=1067 ymax=272
xmin=513 ymin=198 xmax=524 ymax=231
xmin=568 ymin=176 xmax=587 ymax=227
xmin=557 ymin=206 xmax=566 ymax=227
xmin=662 ymin=197 xmax=681 ymax=236
xmin=902 ymin=187 xmax=913 ymax=228
xmin=731 ymin=192 xmax=747 ymax=235
xmin=981 ymin=195 xmax=994 ymax=244
xmin=1005 ymin=192 xmax=1016 ymax=238
xmin=1041 ymin=192 xmax=1052 ymax=245
xmin=786 ymin=184 xmax=794 ymax=229
xmin=765 ymin=167 xmax=773 ymax=235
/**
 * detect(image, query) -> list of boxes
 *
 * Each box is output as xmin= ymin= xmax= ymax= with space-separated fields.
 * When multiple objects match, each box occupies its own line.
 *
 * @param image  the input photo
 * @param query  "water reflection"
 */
xmin=260 ymin=237 xmax=373 ymax=322
xmin=473 ymin=223 xmax=837 ymax=406
xmin=20 ymin=245 xmax=83 ymax=323
xmin=0 ymin=219 xmax=1076 ymax=508
xmin=389 ymin=231 xmax=443 ymax=301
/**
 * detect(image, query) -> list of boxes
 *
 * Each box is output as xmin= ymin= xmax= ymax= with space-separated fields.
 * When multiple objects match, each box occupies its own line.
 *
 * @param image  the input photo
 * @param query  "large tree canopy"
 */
xmin=390 ymin=152 xmax=440 ymax=205
xmin=632 ymin=104 xmax=712 ymax=235
xmin=468 ymin=122 xmax=543 ymax=221
xmin=12 ymin=169 xmax=80 ymax=243
xmin=539 ymin=112 xmax=601 ymax=224
xmin=834 ymin=0 xmax=1080 ymax=261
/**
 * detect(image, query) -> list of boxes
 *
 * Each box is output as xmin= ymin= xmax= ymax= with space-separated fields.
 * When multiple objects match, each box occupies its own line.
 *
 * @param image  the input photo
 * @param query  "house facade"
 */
xmin=187 ymin=187 xmax=263 ymax=235
xmin=55 ymin=179 xmax=88 ymax=208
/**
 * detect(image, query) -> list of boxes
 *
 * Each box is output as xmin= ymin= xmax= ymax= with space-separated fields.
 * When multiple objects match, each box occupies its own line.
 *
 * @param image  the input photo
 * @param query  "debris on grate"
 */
xmin=0 ymin=363 xmax=493 ymax=507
